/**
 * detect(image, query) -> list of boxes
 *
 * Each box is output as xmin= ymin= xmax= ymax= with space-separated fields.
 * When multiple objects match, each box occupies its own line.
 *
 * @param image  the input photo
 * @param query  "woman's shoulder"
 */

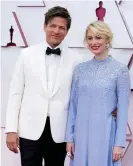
xmin=111 ymin=57 xmax=129 ymax=73
xmin=73 ymin=60 xmax=93 ymax=76
xmin=75 ymin=60 xmax=92 ymax=70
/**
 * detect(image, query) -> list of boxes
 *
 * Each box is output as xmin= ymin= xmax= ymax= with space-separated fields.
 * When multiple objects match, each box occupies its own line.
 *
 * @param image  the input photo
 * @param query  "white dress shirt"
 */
xmin=45 ymin=44 xmax=62 ymax=116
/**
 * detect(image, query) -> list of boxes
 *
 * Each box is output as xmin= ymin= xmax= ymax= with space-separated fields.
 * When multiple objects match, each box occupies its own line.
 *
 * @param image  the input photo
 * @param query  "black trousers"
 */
xmin=19 ymin=117 xmax=66 ymax=166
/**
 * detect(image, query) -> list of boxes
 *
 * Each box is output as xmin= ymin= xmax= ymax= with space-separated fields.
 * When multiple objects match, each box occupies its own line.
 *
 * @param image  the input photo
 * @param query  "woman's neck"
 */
xmin=94 ymin=50 xmax=109 ymax=60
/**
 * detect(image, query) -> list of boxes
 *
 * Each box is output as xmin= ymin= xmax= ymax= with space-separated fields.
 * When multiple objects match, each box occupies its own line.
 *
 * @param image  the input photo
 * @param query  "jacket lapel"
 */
xmin=50 ymin=48 xmax=68 ymax=98
xmin=34 ymin=43 xmax=48 ymax=94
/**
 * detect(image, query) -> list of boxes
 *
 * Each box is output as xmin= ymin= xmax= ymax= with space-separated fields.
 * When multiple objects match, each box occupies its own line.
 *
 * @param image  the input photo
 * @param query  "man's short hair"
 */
xmin=44 ymin=6 xmax=71 ymax=30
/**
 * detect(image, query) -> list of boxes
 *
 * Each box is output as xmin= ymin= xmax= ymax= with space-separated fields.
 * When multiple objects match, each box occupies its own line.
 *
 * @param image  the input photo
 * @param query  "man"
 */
xmin=5 ymin=6 xmax=117 ymax=166
xmin=5 ymin=6 xmax=75 ymax=166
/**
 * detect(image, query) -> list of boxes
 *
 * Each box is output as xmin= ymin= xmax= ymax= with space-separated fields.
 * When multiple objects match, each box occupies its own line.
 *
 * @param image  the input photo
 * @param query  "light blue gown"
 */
xmin=65 ymin=56 xmax=130 ymax=166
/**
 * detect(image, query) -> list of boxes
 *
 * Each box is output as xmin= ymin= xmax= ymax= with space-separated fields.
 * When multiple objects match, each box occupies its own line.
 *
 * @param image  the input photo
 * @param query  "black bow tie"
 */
xmin=46 ymin=47 xmax=61 ymax=56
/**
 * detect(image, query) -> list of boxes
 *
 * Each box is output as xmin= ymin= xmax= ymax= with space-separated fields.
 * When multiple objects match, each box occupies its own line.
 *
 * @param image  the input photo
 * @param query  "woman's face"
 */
xmin=86 ymin=29 xmax=108 ymax=56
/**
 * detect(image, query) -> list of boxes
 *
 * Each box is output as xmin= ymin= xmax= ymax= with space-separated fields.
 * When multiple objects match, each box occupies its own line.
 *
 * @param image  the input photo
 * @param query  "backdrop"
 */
xmin=1 ymin=1 xmax=133 ymax=166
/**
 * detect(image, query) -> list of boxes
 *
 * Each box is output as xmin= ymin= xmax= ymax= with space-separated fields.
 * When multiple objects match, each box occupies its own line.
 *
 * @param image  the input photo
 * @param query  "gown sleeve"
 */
xmin=65 ymin=65 xmax=79 ymax=142
xmin=115 ymin=66 xmax=131 ymax=147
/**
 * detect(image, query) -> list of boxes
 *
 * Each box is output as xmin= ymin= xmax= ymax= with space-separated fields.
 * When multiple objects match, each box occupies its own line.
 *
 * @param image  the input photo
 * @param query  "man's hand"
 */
xmin=112 ymin=108 xmax=117 ymax=119
xmin=66 ymin=142 xmax=75 ymax=160
xmin=6 ymin=132 xmax=19 ymax=153
xmin=113 ymin=146 xmax=123 ymax=162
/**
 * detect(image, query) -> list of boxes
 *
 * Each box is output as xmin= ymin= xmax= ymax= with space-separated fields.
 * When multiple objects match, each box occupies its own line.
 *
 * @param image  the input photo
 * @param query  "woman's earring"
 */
xmin=106 ymin=43 xmax=110 ymax=49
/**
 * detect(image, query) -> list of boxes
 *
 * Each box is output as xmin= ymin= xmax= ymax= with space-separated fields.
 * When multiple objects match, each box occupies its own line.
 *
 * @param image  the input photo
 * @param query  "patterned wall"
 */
xmin=1 ymin=1 xmax=133 ymax=166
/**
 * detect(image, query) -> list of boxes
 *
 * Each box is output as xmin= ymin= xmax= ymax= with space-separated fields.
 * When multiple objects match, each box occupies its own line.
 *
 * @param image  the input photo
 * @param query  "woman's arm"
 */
xmin=65 ymin=66 xmax=79 ymax=143
xmin=115 ymin=66 xmax=131 ymax=148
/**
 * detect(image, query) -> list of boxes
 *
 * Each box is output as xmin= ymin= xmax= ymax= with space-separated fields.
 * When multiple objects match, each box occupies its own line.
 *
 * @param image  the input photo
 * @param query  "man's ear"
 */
xmin=44 ymin=24 xmax=47 ymax=32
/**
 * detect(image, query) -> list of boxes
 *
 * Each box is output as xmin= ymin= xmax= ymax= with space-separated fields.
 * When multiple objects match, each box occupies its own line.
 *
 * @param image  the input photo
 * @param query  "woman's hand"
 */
xmin=66 ymin=142 xmax=75 ymax=160
xmin=113 ymin=146 xmax=123 ymax=162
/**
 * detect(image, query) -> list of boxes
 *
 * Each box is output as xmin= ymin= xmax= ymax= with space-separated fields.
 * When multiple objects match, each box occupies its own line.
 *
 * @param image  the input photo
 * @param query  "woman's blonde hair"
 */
xmin=84 ymin=21 xmax=113 ymax=47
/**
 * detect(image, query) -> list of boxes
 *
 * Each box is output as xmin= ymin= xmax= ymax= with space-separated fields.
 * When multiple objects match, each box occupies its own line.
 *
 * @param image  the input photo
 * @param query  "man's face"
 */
xmin=44 ymin=17 xmax=68 ymax=48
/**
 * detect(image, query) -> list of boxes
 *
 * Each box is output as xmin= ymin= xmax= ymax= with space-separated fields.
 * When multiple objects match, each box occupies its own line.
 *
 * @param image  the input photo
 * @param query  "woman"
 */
xmin=65 ymin=21 xmax=130 ymax=166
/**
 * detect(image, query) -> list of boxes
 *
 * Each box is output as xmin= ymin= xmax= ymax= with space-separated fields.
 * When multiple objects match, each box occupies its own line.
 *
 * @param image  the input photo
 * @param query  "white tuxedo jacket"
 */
xmin=5 ymin=42 xmax=89 ymax=142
